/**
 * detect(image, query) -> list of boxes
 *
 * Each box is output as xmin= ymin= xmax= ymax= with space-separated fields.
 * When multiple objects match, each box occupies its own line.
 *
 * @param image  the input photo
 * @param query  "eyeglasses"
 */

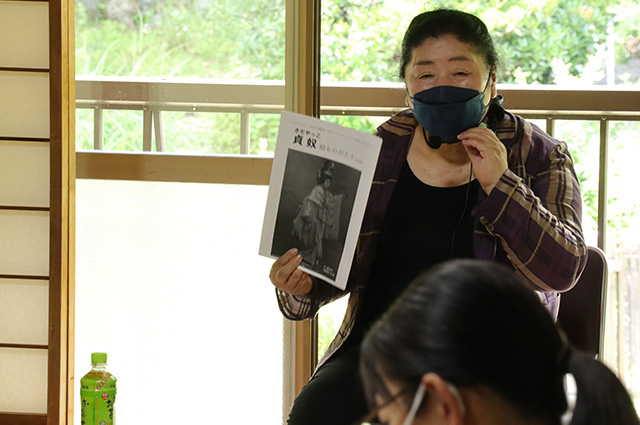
xmin=355 ymin=382 xmax=462 ymax=425
xmin=353 ymin=386 xmax=413 ymax=425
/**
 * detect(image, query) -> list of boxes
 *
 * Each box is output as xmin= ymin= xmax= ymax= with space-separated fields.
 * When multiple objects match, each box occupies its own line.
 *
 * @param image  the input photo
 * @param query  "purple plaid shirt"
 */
xmin=276 ymin=109 xmax=587 ymax=369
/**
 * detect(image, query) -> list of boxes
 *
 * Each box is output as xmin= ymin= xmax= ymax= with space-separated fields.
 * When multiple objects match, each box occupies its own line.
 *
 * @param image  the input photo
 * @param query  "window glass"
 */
xmin=75 ymin=0 xmax=285 ymax=79
xmin=74 ymin=0 xmax=640 ymax=409
xmin=320 ymin=0 xmax=640 ymax=86
xmin=318 ymin=297 xmax=348 ymax=360
xmin=555 ymin=120 xmax=602 ymax=245
xmin=75 ymin=0 xmax=285 ymax=154
xmin=605 ymin=120 xmax=640 ymax=406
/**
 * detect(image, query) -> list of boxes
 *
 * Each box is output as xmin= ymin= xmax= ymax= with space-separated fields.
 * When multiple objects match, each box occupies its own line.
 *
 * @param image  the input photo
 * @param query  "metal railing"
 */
xmin=75 ymin=77 xmax=640 ymax=246
xmin=75 ymin=77 xmax=640 ymax=151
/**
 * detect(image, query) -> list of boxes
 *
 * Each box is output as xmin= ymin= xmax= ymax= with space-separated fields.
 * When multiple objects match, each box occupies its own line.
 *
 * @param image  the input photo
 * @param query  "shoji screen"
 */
xmin=0 ymin=0 xmax=74 ymax=423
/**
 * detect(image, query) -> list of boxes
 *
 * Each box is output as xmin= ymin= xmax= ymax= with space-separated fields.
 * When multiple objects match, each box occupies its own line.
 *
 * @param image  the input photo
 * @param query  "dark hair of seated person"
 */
xmin=360 ymin=259 xmax=640 ymax=425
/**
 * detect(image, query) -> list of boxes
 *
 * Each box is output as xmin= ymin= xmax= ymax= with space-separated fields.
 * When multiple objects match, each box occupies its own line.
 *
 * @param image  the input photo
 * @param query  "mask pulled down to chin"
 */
xmin=411 ymin=84 xmax=489 ymax=149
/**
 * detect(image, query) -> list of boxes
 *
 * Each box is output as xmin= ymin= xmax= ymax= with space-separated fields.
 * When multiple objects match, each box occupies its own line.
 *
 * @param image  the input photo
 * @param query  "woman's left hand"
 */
xmin=458 ymin=126 xmax=508 ymax=194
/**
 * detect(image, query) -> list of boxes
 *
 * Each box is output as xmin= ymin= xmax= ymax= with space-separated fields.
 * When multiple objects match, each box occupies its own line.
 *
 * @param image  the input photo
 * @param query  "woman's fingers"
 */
xmin=458 ymin=127 xmax=508 ymax=194
xmin=269 ymin=248 xmax=313 ymax=295
xmin=269 ymin=248 xmax=299 ymax=280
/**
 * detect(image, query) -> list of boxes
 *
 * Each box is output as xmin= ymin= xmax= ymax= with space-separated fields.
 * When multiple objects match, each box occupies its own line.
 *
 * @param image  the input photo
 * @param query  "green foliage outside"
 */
xmin=76 ymin=0 xmax=640 ymax=151
xmin=75 ymin=0 xmax=286 ymax=154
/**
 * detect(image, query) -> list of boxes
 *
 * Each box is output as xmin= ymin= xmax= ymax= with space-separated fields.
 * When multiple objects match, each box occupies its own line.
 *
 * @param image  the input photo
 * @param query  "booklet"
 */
xmin=259 ymin=110 xmax=382 ymax=290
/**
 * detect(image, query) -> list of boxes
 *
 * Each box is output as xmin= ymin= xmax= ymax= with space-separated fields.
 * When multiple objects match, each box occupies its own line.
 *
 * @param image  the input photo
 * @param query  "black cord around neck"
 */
xmin=450 ymin=163 xmax=474 ymax=258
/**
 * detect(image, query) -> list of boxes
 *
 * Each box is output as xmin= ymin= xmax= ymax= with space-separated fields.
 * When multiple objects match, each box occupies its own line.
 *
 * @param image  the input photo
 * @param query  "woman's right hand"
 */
xmin=269 ymin=248 xmax=313 ymax=296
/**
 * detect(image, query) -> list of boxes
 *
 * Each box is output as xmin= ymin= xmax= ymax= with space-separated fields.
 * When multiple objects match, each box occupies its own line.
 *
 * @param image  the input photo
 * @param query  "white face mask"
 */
xmin=401 ymin=382 xmax=466 ymax=425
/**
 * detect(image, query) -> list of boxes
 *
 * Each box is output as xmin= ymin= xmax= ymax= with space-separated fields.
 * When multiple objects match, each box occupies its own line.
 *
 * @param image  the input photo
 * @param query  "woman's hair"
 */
xmin=399 ymin=9 xmax=499 ymax=80
xmin=360 ymin=259 xmax=640 ymax=425
xmin=315 ymin=171 xmax=332 ymax=186
xmin=316 ymin=160 xmax=335 ymax=185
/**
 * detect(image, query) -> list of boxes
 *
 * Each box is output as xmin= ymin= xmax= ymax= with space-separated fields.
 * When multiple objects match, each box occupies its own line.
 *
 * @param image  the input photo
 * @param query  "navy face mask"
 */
xmin=411 ymin=77 xmax=491 ymax=149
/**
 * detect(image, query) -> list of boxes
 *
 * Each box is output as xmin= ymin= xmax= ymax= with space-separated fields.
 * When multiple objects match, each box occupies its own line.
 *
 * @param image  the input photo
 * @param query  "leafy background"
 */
xmin=75 ymin=0 xmax=640 ymax=151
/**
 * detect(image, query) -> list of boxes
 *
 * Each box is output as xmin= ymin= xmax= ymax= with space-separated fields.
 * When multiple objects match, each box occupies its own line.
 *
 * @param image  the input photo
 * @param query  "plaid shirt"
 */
xmin=276 ymin=109 xmax=587 ymax=369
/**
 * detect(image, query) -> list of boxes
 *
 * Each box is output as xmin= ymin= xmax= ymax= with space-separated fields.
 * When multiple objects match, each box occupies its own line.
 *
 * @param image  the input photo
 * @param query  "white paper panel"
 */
xmin=0 ymin=211 xmax=49 ymax=276
xmin=0 ymin=348 xmax=47 ymax=413
xmin=0 ymin=1 xmax=49 ymax=69
xmin=0 ymin=141 xmax=50 ymax=207
xmin=0 ymin=279 xmax=48 ymax=344
xmin=0 ymin=72 xmax=49 ymax=139
xmin=75 ymin=180 xmax=282 ymax=425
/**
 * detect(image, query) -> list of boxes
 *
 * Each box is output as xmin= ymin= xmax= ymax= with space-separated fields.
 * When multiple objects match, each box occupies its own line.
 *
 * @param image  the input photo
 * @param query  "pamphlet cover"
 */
xmin=259 ymin=111 xmax=382 ymax=290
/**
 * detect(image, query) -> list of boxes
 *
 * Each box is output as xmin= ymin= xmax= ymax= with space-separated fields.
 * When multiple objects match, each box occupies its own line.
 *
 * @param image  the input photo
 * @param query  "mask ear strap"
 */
xmin=478 ymin=69 xmax=495 ymax=117
xmin=402 ymin=384 xmax=427 ymax=425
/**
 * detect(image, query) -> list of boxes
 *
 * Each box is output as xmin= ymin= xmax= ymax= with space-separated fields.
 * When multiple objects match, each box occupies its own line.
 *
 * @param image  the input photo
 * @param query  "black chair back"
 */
xmin=557 ymin=246 xmax=607 ymax=358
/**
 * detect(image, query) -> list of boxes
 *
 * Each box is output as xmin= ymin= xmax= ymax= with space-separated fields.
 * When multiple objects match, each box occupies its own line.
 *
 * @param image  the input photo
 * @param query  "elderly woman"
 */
xmin=269 ymin=9 xmax=586 ymax=425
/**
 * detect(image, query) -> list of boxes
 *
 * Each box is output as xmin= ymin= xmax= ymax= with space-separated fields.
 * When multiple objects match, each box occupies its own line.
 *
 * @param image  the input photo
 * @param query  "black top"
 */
xmin=344 ymin=160 xmax=479 ymax=346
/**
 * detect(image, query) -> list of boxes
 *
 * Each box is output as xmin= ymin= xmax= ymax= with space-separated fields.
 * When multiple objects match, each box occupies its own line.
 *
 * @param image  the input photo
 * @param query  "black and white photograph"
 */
xmin=271 ymin=152 xmax=360 ymax=281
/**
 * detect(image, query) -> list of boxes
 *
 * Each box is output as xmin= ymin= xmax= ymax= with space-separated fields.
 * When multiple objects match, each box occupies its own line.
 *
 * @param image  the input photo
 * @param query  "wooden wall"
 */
xmin=0 ymin=0 xmax=74 ymax=423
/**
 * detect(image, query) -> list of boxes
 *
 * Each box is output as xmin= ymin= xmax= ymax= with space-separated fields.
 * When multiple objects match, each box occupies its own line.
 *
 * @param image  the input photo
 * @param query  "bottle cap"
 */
xmin=91 ymin=352 xmax=107 ymax=364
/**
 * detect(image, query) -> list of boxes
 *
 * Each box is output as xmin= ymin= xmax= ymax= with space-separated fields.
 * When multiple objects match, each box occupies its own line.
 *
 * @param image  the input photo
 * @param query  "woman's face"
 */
xmin=404 ymin=34 xmax=496 ymax=102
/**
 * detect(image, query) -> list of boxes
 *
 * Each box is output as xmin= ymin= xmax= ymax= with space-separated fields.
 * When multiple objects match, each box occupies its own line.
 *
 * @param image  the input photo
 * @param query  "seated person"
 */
xmin=359 ymin=259 xmax=640 ymax=425
xmin=271 ymin=10 xmax=586 ymax=424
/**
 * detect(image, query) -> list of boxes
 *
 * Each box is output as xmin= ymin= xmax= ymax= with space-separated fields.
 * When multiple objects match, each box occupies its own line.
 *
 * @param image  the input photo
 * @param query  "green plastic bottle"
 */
xmin=80 ymin=352 xmax=117 ymax=425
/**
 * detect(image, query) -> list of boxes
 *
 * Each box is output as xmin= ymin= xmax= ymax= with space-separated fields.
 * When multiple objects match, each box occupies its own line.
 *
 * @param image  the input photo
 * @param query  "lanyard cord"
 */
xmin=451 ymin=162 xmax=474 ymax=259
